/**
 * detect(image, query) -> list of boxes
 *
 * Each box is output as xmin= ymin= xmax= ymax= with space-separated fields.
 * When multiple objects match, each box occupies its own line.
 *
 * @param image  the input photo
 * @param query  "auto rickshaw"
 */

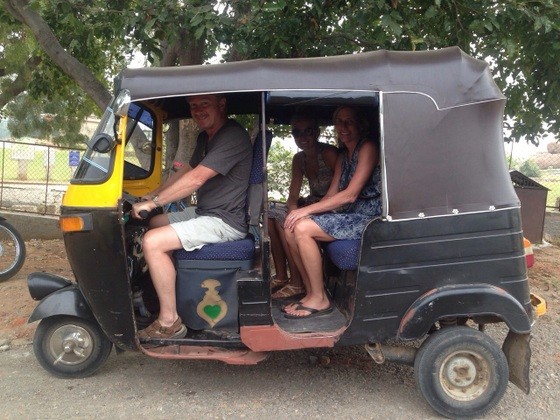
xmin=27 ymin=47 xmax=546 ymax=418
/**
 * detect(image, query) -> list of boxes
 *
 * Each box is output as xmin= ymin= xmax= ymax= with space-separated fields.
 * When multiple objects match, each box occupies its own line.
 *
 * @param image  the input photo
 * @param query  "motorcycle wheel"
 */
xmin=33 ymin=315 xmax=112 ymax=378
xmin=0 ymin=219 xmax=26 ymax=282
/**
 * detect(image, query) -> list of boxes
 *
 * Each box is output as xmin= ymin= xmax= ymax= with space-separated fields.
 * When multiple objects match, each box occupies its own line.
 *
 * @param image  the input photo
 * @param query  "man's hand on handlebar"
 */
xmin=131 ymin=200 xmax=158 ymax=219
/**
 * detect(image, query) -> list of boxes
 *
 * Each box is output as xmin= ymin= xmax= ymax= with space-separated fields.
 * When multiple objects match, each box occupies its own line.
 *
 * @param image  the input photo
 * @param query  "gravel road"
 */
xmin=0 ymin=318 xmax=558 ymax=419
xmin=0 ymin=220 xmax=559 ymax=419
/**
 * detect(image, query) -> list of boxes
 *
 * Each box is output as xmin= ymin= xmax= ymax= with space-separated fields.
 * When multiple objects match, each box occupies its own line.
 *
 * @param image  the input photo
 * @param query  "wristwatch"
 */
xmin=152 ymin=195 xmax=162 ymax=208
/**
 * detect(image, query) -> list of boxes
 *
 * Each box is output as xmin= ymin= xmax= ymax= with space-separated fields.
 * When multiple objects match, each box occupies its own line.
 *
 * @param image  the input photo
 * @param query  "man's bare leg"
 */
xmin=142 ymin=225 xmax=183 ymax=326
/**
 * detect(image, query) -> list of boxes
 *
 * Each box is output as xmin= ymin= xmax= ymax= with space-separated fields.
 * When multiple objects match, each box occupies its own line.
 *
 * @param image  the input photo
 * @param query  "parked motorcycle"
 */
xmin=0 ymin=216 xmax=26 ymax=281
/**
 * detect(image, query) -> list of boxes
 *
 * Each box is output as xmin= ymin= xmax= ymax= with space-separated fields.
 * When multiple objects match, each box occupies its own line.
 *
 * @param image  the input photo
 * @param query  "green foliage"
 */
xmin=1 ymin=0 xmax=559 ymax=148
xmin=6 ymin=93 xmax=89 ymax=146
xmin=267 ymin=140 xmax=294 ymax=201
xmin=519 ymin=159 xmax=541 ymax=178
xmin=1 ymin=0 xmax=132 ymax=143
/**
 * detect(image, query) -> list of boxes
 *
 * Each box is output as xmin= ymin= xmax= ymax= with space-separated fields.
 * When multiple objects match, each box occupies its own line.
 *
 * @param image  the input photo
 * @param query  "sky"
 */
xmin=506 ymin=133 xmax=556 ymax=160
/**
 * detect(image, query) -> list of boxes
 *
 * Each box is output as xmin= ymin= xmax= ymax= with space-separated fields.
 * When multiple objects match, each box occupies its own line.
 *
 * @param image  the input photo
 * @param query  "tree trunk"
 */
xmin=4 ymin=0 xmax=112 ymax=110
xmin=0 ymin=55 xmax=42 ymax=110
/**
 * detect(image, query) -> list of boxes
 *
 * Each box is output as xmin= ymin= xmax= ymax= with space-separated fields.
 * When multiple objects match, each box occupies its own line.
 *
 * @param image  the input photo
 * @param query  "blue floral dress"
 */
xmin=311 ymin=139 xmax=382 ymax=240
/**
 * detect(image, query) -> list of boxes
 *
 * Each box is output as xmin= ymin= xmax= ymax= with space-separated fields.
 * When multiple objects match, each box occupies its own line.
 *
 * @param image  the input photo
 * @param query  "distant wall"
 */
xmin=2 ymin=212 xmax=61 ymax=240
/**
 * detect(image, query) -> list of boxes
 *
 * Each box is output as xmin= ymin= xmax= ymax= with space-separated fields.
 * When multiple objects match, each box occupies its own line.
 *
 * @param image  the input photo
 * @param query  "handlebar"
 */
xmin=139 ymin=210 xmax=149 ymax=220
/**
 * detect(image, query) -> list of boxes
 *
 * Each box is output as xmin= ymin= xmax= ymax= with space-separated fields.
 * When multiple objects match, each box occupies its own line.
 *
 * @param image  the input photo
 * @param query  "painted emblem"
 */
xmin=196 ymin=279 xmax=228 ymax=327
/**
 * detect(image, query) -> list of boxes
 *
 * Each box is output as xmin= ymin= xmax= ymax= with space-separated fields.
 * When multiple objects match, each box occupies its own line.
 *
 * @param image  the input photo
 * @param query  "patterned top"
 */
xmin=269 ymin=142 xmax=336 ymax=224
xmin=311 ymin=138 xmax=382 ymax=240
xmin=300 ymin=142 xmax=336 ymax=205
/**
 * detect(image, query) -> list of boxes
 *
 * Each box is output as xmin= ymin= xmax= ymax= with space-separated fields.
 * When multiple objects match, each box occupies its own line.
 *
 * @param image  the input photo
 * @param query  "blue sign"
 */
xmin=68 ymin=150 xmax=80 ymax=166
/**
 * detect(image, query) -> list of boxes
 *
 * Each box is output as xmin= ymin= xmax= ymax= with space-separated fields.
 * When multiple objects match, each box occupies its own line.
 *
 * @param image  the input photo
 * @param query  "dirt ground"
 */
xmin=0 ymin=239 xmax=72 ymax=346
xmin=0 ymin=238 xmax=559 ymax=419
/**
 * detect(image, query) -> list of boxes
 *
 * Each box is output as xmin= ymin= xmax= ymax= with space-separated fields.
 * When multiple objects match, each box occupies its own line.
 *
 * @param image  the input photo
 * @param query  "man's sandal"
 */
xmin=272 ymin=284 xmax=305 ymax=299
xmin=138 ymin=317 xmax=187 ymax=340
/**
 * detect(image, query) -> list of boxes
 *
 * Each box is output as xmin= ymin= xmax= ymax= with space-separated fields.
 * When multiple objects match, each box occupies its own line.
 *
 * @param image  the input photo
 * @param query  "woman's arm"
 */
xmin=322 ymin=145 xmax=339 ymax=172
xmin=322 ymin=153 xmax=343 ymax=200
xmin=286 ymin=152 xmax=304 ymax=212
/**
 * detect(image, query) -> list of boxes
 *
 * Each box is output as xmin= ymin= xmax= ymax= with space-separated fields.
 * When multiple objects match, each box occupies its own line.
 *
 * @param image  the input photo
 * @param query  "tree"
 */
xmin=267 ymin=140 xmax=296 ymax=201
xmin=1 ymin=0 xmax=559 ymax=148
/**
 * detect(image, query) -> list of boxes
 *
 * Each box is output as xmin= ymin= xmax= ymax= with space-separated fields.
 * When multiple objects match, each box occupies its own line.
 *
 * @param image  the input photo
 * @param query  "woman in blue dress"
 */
xmin=283 ymin=106 xmax=382 ymax=318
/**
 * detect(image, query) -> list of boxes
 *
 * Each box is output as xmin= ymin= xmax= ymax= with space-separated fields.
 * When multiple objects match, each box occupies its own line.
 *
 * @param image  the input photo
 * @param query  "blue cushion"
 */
xmin=174 ymin=238 xmax=255 ymax=261
xmin=249 ymin=130 xmax=272 ymax=185
xmin=325 ymin=239 xmax=360 ymax=270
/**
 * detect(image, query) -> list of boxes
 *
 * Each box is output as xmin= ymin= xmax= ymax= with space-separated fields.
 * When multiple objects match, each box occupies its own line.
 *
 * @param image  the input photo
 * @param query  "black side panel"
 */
xmin=62 ymin=207 xmax=136 ymax=350
xmin=339 ymin=208 xmax=531 ymax=345
xmin=238 ymin=271 xmax=273 ymax=327
xmin=238 ymin=239 xmax=273 ymax=327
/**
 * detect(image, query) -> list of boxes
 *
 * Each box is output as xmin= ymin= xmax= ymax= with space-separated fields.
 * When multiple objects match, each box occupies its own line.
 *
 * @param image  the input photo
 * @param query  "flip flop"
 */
xmin=280 ymin=301 xmax=301 ymax=313
xmin=284 ymin=303 xmax=334 ymax=319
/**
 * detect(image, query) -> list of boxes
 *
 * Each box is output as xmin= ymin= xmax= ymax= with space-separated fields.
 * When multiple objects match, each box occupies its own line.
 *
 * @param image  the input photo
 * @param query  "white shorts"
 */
xmin=167 ymin=207 xmax=246 ymax=251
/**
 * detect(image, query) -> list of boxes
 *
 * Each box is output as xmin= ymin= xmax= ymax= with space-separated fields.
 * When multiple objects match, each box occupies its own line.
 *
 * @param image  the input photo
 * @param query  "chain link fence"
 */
xmin=0 ymin=141 xmax=84 ymax=215
xmin=1 ymin=138 xmax=560 ymax=216
xmin=508 ymin=142 xmax=560 ymax=210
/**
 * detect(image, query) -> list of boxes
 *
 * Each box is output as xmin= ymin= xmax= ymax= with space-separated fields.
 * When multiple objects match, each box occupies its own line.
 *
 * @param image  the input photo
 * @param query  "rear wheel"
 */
xmin=0 ymin=220 xmax=26 ymax=281
xmin=414 ymin=326 xmax=509 ymax=419
xmin=33 ymin=316 xmax=112 ymax=378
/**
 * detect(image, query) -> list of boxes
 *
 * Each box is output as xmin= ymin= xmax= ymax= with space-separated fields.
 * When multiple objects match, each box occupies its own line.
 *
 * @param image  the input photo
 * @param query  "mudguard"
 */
xmin=502 ymin=330 xmax=532 ymax=394
xmin=28 ymin=272 xmax=73 ymax=301
xmin=399 ymin=284 xmax=532 ymax=340
xmin=28 ymin=283 xmax=95 ymax=323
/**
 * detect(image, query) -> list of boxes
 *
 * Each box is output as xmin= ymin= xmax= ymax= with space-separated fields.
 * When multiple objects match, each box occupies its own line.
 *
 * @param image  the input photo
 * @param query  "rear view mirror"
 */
xmin=88 ymin=133 xmax=116 ymax=154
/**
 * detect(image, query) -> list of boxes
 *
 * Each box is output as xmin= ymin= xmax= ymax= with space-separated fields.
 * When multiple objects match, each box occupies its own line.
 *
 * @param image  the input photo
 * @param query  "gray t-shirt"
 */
xmin=189 ymin=119 xmax=252 ymax=232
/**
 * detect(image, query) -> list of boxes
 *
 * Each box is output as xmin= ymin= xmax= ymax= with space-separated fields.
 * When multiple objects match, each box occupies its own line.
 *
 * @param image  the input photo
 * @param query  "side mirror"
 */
xmin=88 ymin=133 xmax=116 ymax=154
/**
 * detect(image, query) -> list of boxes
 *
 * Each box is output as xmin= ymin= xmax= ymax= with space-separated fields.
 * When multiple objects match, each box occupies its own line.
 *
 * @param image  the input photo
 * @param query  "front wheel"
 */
xmin=33 ymin=316 xmax=112 ymax=378
xmin=0 ymin=219 xmax=26 ymax=281
xmin=414 ymin=326 xmax=509 ymax=419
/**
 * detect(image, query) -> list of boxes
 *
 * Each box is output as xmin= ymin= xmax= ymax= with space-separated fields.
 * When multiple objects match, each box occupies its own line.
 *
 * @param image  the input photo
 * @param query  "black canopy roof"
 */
xmin=118 ymin=46 xmax=504 ymax=117
xmin=117 ymin=47 xmax=519 ymax=220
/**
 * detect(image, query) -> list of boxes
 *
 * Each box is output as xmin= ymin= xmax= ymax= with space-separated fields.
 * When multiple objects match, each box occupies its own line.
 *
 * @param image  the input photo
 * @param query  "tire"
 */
xmin=414 ymin=326 xmax=509 ymax=419
xmin=0 ymin=219 xmax=26 ymax=282
xmin=33 ymin=316 xmax=112 ymax=378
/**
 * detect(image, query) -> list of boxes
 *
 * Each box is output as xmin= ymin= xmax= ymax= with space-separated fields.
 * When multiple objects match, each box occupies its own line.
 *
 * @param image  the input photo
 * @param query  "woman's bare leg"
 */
xmin=284 ymin=227 xmax=311 ymax=293
xmin=277 ymin=223 xmax=303 ymax=288
xmin=268 ymin=218 xmax=289 ymax=281
xmin=284 ymin=219 xmax=334 ymax=316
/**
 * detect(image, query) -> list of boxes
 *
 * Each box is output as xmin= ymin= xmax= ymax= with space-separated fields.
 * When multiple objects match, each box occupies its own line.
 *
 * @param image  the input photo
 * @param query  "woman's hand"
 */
xmin=131 ymin=200 xmax=157 ymax=219
xmin=284 ymin=207 xmax=310 ymax=231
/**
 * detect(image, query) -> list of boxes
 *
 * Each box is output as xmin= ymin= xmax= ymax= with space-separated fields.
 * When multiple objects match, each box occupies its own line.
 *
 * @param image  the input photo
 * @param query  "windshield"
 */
xmin=72 ymin=101 xmax=155 ymax=183
xmin=123 ymin=103 xmax=155 ymax=180
xmin=72 ymin=107 xmax=117 ymax=183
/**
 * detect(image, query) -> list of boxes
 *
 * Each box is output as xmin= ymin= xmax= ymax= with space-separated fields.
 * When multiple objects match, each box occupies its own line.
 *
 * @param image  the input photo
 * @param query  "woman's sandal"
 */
xmin=272 ymin=284 xmax=305 ymax=299
xmin=270 ymin=276 xmax=289 ymax=291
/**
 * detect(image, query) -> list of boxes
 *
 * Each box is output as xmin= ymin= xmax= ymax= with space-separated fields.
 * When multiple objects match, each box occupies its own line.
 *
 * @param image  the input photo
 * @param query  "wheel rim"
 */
xmin=439 ymin=350 xmax=490 ymax=401
xmin=0 ymin=227 xmax=21 ymax=274
xmin=47 ymin=324 xmax=94 ymax=366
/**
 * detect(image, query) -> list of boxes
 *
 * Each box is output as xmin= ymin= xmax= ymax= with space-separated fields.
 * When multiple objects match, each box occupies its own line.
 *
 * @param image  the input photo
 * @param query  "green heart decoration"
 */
xmin=203 ymin=304 xmax=222 ymax=320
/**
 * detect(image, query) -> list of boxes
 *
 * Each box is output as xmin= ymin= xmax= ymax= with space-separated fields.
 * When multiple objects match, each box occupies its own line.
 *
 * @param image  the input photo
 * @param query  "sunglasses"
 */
xmin=291 ymin=127 xmax=315 ymax=137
